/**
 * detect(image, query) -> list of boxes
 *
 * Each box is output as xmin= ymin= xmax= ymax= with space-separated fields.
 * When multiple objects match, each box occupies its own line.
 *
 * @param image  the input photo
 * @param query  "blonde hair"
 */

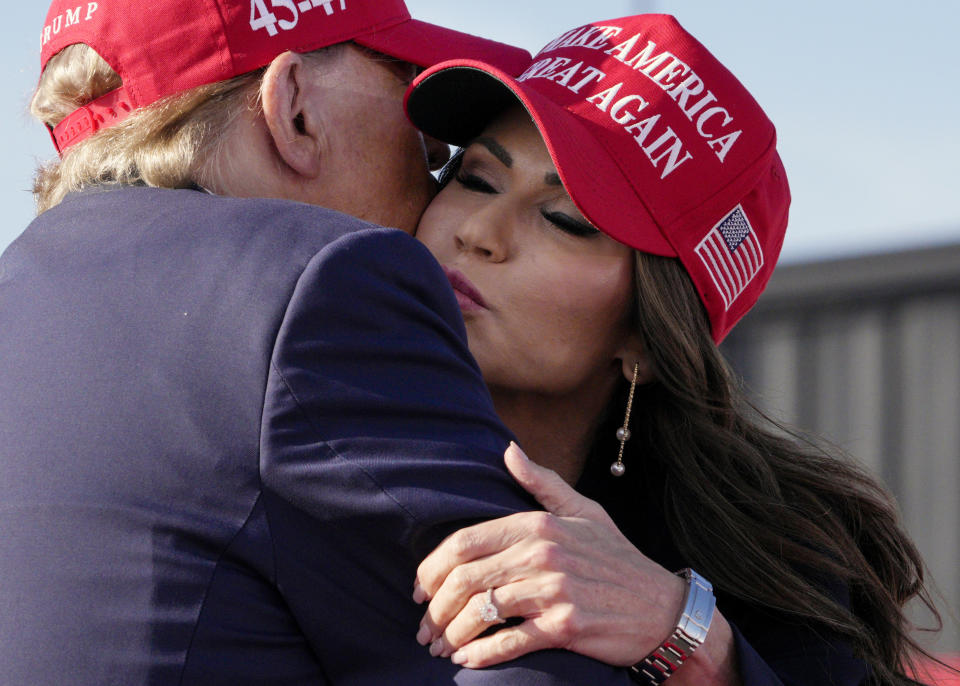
xmin=30 ymin=44 xmax=340 ymax=213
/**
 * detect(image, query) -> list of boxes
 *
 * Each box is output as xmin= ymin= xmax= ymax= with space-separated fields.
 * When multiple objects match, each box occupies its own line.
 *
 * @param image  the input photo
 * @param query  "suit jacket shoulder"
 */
xmin=0 ymin=186 xmax=637 ymax=686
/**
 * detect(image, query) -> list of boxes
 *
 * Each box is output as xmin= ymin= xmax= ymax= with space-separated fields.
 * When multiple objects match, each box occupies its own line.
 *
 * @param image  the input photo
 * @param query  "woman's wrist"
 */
xmin=628 ymin=569 xmax=728 ymax=685
xmin=669 ymin=611 xmax=741 ymax=686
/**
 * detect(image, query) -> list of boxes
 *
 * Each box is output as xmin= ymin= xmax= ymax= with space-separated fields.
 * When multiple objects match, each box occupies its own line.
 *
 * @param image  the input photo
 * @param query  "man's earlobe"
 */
xmin=261 ymin=51 xmax=323 ymax=178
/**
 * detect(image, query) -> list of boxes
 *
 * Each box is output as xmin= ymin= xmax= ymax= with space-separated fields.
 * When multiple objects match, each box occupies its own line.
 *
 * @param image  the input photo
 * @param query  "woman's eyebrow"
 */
xmin=544 ymin=172 xmax=562 ymax=186
xmin=471 ymin=136 xmax=513 ymax=168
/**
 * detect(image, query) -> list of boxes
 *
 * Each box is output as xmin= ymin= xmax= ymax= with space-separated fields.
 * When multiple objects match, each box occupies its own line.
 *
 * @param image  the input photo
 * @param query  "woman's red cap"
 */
xmin=406 ymin=15 xmax=790 ymax=343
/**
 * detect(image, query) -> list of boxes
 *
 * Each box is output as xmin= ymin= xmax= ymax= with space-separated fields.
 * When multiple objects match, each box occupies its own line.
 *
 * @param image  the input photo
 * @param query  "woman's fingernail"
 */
xmin=429 ymin=638 xmax=444 ymax=657
xmin=416 ymin=624 xmax=431 ymax=646
xmin=451 ymin=650 xmax=467 ymax=665
xmin=413 ymin=582 xmax=426 ymax=604
xmin=508 ymin=441 xmax=529 ymax=460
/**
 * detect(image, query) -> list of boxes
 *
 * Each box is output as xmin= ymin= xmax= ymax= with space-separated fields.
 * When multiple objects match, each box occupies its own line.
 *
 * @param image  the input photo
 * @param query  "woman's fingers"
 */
xmin=448 ymin=616 xmax=559 ymax=669
xmin=427 ymin=577 xmax=563 ymax=658
xmin=414 ymin=442 xmax=642 ymax=665
xmin=505 ymin=442 xmax=616 ymax=526
xmin=503 ymin=442 xmax=577 ymax=515
xmin=418 ymin=556 xmax=500 ymax=644
xmin=411 ymin=442 xmax=690 ymax=669
xmin=415 ymin=442 xmax=614 ymax=604
xmin=415 ymin=509 xmax=558 ymax=602
xmin=416 ymin=535 xmax=557 ymax=645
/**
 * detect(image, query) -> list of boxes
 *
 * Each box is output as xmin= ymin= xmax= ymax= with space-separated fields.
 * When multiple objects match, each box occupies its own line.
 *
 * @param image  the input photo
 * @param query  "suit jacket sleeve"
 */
xmin=260 ymin=227 xmax=633 ymax=685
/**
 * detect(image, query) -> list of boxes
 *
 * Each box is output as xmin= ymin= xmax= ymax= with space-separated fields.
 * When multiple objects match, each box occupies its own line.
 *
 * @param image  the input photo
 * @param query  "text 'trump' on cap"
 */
xmin=40 ymin=0 xmax=531 ymax=153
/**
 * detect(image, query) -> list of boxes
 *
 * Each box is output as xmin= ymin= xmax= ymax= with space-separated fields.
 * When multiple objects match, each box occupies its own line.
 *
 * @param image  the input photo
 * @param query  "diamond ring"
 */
xmin=478 ymin=587 xmax=506 ymax=624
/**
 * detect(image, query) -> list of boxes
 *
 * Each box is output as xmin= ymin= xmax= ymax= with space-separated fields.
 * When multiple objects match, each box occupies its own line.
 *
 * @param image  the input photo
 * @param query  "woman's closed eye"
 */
xmin=541 ymin=210 xmax=600 ymax=238
xmin=456 ymin=171 xmax=498 ymax=194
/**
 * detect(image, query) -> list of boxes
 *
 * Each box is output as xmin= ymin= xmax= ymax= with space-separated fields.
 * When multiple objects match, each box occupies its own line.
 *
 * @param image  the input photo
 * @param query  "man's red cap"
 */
xmin=406 ymin=15 xmax=790 ymax=343
xmin=40 ymin=0 xmax=530 ymax=154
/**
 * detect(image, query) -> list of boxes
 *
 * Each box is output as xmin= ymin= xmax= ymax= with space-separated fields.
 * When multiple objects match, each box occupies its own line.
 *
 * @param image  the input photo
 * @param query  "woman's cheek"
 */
xmin=415 ymin=224 xmax=448 ymax=261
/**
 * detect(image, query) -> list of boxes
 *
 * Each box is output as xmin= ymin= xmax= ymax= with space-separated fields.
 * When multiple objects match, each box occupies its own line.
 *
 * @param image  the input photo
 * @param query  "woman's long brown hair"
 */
xmin=616 ymin=252 xmax=943 ymax=685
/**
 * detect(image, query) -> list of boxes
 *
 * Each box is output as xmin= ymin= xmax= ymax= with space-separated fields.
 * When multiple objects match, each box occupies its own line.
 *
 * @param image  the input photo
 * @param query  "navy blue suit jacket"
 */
xmin=0 ymin=186 xmax=638 ymax=685
xmin=0 ymin=186 xmax=841 ymax=685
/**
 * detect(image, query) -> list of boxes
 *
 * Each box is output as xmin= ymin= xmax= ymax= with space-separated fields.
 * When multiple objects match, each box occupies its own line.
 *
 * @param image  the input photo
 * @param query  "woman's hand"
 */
xmin=413 ymin=442 xmax=687 ymax=669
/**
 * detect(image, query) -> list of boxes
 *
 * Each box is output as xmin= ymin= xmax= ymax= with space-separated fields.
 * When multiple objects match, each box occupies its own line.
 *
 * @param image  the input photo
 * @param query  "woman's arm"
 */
xmin=413 ymin=443 xmax=743 ymax=685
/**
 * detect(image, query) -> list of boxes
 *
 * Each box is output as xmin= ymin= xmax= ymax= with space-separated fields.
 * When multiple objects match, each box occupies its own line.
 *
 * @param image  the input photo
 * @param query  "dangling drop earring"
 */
xmin=611 ymin=362 xmax=639 ymax=477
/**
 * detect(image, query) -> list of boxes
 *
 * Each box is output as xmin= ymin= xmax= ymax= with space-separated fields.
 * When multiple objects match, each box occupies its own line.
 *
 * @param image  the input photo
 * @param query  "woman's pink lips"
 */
xmin=442 ymin=266 xmax=488 ymax=311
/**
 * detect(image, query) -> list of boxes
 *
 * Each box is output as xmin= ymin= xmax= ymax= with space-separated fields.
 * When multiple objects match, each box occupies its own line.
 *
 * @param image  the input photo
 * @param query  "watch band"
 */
xmin=628 ymin=568 xmax=716 ymax=685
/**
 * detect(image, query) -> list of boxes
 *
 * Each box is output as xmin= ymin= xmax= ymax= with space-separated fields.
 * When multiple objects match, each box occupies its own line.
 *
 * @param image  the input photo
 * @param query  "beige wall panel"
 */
xmin=747 ymin=317 xmax=801 ymax=425
xmin=830 ymin=309 xmax=886 ymax=475
xmin=894 ymin=297 xmax=960 ymax=652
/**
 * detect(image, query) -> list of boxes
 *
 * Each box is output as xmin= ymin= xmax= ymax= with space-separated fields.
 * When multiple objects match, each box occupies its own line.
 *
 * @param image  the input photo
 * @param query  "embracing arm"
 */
xmin=416 ymin=444 xmax=867 ymax=686
xmin=414 ymin=443 xmax=743 ymax=684
xmin=260 ymin=228 xmax=635 ymax=685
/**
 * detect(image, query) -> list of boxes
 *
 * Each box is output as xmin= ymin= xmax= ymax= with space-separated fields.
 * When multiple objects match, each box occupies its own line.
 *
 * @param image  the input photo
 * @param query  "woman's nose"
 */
xmin=454 ymin=203 xmax=511 ymax=263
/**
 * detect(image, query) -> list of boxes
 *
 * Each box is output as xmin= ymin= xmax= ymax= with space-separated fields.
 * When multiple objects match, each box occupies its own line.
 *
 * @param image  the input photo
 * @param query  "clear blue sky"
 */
xmin=3 ymin=0 xmax=958 ymax=261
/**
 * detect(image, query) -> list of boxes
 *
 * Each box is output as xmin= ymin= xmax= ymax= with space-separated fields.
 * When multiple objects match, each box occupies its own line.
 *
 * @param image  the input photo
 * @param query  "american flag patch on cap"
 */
xmin=694 ymin=205 xmax=764 ymax=311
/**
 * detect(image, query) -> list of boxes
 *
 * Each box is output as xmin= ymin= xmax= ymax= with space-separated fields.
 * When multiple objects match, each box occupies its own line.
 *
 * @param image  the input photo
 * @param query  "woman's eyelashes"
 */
xmin=455 ymin=171 xmax=498 ymax=194
xmin=451 ymin=156 xmax=598 ymax=238
xmin=541 ymin=210 xmax=600 ymax=237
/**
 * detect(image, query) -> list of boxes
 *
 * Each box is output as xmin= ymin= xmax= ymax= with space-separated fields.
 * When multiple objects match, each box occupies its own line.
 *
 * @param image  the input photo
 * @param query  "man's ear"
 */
xmin=616 ymin=336 xmax=653 ymax=386
xmin=261 ymin=51 xmax=323 ymax=178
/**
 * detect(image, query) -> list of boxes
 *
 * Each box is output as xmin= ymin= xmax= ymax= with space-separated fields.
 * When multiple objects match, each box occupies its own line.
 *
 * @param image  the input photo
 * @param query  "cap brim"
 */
xmin=406 ymin=60 xmax=676 ymax=257
xmin=354 ymin=20 xmax=530 ymax=74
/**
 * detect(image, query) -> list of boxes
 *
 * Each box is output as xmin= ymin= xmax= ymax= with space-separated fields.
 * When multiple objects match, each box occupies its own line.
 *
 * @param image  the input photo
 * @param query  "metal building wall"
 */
xmin=722 ymin=243 xmax=960 ymax=653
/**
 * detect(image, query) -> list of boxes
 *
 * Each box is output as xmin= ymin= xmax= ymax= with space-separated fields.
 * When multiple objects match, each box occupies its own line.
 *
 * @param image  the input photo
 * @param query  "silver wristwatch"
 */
xmin=628 ymin=568 xmax=716 ymax=685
